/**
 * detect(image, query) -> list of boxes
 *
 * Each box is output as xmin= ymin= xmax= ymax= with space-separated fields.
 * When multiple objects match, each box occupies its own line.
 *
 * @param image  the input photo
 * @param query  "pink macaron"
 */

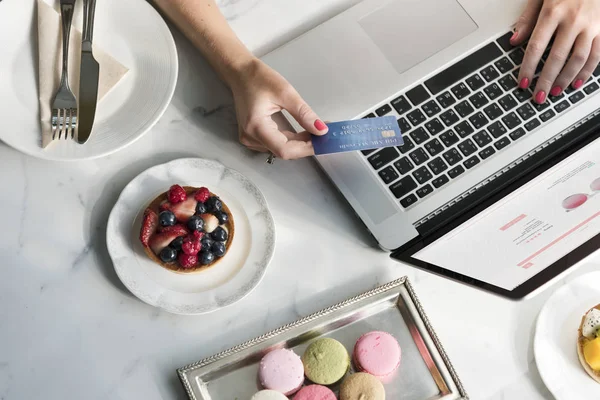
xmin=353 ymin=331 xmax=401 ymax=378
xmin=293 ymin=385 xmax=336 ymax=400
xmin=259 ymin=348 xmax=304 ymax=396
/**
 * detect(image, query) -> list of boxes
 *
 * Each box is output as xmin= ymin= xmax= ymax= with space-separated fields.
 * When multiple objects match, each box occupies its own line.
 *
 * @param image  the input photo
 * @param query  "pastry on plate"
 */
xmin=139 ymin=185 xmax=234 ymax=273
xmin=577 ymin=304 xmax=600 ymax=383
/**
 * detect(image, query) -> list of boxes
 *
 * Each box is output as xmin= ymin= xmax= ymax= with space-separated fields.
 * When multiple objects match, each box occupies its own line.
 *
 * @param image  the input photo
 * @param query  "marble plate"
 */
xmin=534 ymin=271 xmax=600 ymax=399
xmin=0 ymin=0 xmax=177 ymax=161
xmin=106 ymin=158 xmax=276 ymax=315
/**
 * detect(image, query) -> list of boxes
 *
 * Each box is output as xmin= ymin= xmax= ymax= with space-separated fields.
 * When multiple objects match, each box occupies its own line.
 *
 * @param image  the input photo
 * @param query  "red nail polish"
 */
xmin=535 ymin=91 xmax=546 ymax=104
xmin=519 ymin=77 xmax=530 ymax=89
xmin=550 ymin=86 xmax=562 ymax=97
xmin=510 ymin=31 xmax=518 ymax=42
xmin=573 ymin=79 xmax=584 ymax=89
xmin=314 ymin=119 xmax=327 ymax=131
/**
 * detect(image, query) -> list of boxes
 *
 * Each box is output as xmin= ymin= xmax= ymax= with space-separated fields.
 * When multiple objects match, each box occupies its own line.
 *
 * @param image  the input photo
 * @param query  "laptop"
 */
xmin=262 ymin=0 xmax=600 ymax=299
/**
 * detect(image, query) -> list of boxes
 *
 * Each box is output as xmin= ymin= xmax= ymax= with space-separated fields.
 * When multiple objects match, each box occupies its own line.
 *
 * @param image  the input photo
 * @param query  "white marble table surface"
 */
xmin=1 ymin=1 xmax=599 ymax=399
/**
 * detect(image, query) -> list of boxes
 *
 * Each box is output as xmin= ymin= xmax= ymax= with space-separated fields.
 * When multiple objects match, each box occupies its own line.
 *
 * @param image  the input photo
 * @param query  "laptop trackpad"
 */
xmin=359 ymin=0 xmax=478 ymax=74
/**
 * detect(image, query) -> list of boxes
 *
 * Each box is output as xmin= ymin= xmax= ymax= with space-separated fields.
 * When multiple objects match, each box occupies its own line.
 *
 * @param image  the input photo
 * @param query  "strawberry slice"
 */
xmin=149 ymin=225 xmax=188 ymax=255
xmin=172 ymin=197 xmax=197 ymax=222
xmin=139 ymin=208 xmax=158 ymax=247
xmin=158 ymin=224 xmax=189 ymax=235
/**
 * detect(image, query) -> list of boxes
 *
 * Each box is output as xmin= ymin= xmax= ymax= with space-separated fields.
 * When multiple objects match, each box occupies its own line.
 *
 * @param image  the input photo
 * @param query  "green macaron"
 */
xmin=302 ymin=338 xmax=350 ymax=385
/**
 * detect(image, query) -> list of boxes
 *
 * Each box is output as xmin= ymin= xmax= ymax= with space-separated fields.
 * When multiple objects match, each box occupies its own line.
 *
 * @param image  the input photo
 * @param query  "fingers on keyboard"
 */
xmin=363 ymin=31 xmax=597 ymax=209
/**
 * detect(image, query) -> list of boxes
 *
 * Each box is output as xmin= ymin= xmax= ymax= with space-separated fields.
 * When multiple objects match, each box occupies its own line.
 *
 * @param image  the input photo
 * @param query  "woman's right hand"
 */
xmin=228 ymin=58 xmax=328 ymax=160
xmin=512 ymin=0 xmax=600 ymax=103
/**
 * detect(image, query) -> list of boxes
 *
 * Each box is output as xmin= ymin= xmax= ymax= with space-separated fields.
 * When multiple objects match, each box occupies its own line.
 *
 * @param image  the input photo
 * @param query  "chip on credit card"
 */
xmin=312 ymin=116 xmax=403 ymax=155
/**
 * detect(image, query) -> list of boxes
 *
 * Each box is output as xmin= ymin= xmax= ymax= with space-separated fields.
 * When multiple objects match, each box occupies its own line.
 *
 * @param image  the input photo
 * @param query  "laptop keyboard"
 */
xmin=362 ymin=31 xmax=600 ymax=209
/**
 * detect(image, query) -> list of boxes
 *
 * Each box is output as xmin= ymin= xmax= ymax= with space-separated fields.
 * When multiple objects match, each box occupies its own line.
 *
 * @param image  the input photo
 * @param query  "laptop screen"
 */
xmin=413 ymin=137 xmax=600 ymax=291
xmin=392 ymin=118 xmax=600 ymax=298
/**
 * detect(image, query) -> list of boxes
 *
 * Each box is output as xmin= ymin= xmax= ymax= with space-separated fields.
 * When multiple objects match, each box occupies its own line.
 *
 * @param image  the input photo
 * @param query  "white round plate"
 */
xmin=0 ymin=0 xmax=177 ymax=161
xmin=534 ymin=271 xmax=600 ymax=399
xmin=106 ymin=158 xmax=276 ymax=315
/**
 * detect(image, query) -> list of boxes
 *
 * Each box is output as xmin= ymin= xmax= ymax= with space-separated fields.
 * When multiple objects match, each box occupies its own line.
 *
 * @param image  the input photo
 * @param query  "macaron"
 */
xmin=302 ymin=337 xmax=350 ymax=385
xmin=251 ymin=390 xmax=289 ymax=400
xmin=340 ymin=373 xmax=385 ymax=400
xmin=353 ymin=331 xmax=401 ymax=378
xmin=259 ymin=348 xmax=304 ymax=395
xmin=294 ymin=385 xmax=337 ymax=400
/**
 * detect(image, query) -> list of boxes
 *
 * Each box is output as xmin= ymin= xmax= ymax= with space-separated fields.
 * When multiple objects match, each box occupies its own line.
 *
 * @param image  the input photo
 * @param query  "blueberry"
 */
xmin=195 ymin=201 xmax=207 ymax=215
xmin=214 ymin=211 xmax=229 ymax=225
xmin=211 ymin=241 xmax=226 ymax=257
xmin=211 ymin=226 xmax=228 ymax=242
xmin=169 ymin=236 xmax=184 ymax=251
xmin=199 ymin=250 xmax=215 ymax=265
xmin=200 ymin=236 xmax=213 ymax=251
xmin=158 ymin=211 xmax=176 ymax=227
xmin=187 ymin=215 xmax=204 ymax=232
xmin=206 ymin=196 xmax=222 ymax=213
xmin=159 ymin=247 xmax=177 ymax=263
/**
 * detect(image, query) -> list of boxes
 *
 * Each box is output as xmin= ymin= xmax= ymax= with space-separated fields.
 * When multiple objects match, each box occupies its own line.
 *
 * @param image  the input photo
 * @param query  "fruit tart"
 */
xmin=578 ymin=304 xmax=600 ymax=383
xmin=139 ymin=184 xmax=234 ymax=273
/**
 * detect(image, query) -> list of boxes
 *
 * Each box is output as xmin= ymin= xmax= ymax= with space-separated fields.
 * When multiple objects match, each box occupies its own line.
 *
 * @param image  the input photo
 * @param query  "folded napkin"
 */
xmin=37 ymin=0 xmax=128 ymax=148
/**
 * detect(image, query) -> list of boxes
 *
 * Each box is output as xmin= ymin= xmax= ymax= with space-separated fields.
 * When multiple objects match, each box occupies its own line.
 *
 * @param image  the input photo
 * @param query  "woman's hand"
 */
xmin=228 ymin=58 xmax=328 ymax=159
xmin=511 ymin=0 xmax=600 ymax=103
xmin=153 ymin=0 xmax=327 ymax=159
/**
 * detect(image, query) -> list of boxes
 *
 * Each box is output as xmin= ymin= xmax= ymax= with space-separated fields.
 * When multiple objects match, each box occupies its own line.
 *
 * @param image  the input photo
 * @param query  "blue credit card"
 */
xmin=312 ymin=116 xmax=403 ymax=155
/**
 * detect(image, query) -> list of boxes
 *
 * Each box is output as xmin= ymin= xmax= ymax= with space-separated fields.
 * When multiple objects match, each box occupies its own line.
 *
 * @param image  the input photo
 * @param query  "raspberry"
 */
xmin=194 ymin=187 xmax=210 ymax=203
xmin=181 ymin=234 xmax=201 ymax=255
xmin=192 ymin=230 xmax=204 ymax=240
xmin=167 ymin=185 xmax=187 ymax=204
xmin=178 ymin=253 xmax=198 ymax=268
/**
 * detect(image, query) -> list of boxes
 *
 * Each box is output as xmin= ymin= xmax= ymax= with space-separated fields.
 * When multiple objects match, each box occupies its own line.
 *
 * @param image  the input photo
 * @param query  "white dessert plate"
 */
xmin=534 ymin=271 xmax=600 ymax=399
xmin=106 ymin=158 xmax=276 ymax=315
xmin=0 ymin=0 xmax=177 ymax=161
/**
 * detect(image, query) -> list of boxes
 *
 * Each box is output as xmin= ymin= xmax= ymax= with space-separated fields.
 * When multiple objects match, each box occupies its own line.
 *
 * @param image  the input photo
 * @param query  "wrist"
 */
xmin=220 ymin=53 xmax=260 ymax=89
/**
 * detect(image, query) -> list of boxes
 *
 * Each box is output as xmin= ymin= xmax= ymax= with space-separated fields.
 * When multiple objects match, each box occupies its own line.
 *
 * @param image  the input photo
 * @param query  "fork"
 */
xmin=51 ymin=0 xmax=78 ymax=141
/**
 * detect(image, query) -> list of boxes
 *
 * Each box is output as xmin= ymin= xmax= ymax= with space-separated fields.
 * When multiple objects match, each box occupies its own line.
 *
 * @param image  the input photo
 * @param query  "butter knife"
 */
xmin=77 ymin=0 xmax=99 ymax=144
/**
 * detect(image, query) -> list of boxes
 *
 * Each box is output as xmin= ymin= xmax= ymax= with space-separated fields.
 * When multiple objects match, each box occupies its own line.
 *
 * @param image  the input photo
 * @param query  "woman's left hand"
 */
xmin=511 ymin=0 xmax=600 ymax=103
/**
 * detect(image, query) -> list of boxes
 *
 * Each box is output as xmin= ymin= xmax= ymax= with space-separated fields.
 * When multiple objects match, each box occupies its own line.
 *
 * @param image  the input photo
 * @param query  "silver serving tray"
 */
xmin=178 ymin=277 xmax=468 ymax=400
